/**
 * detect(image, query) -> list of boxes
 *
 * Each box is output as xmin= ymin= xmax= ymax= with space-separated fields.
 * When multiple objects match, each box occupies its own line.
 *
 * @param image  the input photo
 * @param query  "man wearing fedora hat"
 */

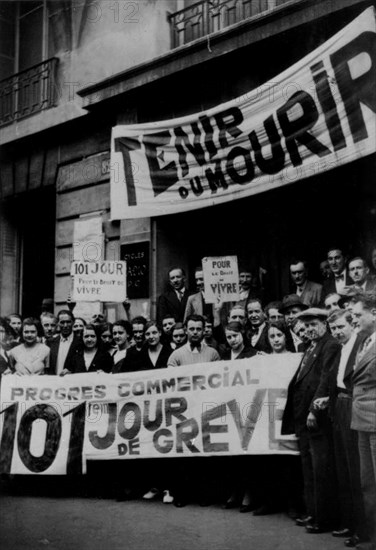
xmin=280 ymin=294 xmax=308 ymax=351
xmin=282 ymin=308 xmax=341 ymax=534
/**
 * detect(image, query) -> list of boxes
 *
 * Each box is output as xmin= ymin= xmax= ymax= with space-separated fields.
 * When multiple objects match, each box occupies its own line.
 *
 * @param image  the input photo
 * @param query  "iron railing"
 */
xmin=169 ymin=0 xmax=294 ymax=48
xmin=0 ymin=57 xmax=58 ymax=127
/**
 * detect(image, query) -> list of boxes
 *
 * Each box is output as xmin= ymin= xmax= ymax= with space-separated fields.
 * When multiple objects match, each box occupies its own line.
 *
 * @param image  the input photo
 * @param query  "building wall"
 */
xmin=1 ymin=0 xmax=175 ymax=146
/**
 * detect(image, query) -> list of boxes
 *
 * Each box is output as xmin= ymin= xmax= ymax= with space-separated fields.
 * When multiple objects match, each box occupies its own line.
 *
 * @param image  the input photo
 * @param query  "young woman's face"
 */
xmin=145 ymin=326 xmax=161 ymax=348
xmin=83 ymin=328 xmax=97 ymax=350
xmin=225 ymin=329 xmax=243 ymax=351
xmin=23 ymin=324 xmax=38 ymax=346
xmin=113 ymin=326 xmax=128 ymax=348
xmin=268 ymin=327 xmax=286 ymax=353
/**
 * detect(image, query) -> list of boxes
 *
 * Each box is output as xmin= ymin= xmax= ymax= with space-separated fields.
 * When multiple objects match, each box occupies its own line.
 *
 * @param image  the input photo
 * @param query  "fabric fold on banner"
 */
xmin=110 ymin=8 xmax=376 ymax=220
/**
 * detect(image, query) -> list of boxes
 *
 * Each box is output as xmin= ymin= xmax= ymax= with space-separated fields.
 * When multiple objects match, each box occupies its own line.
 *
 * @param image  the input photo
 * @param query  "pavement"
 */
xmin=0 ymin=479 xmax=348 ymax=550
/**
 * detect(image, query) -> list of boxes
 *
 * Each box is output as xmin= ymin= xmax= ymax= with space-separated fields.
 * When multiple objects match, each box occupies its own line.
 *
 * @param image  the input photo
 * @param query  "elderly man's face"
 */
xmin=169 ymin=269 xmax=185 ymax=290
xmin=247 ymin=302 xmax=265 ymax=327
xmin=290 ymin=262 xmax=307 ymax=286
xmin=305 ymin=318 xmax=327 ymax=341
xmin=349 ymin=259 xmax=369 ymax=285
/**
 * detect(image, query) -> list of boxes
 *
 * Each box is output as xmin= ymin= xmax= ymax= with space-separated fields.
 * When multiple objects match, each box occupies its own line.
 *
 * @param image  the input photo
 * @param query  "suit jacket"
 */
xmin=298 ymin=280 xmax=323 ymax=307
xmin=281 ymin=332 xmax=341 ymax=435
xmin=68 ymin=348 xmax=113 ymax=374
xmin=184 ymin=291 xmax=215 ymax=321
xmin=316 ymin=331 xmax=366 ymax=419
xmin=322 ymin=271 xmax=353 ymax=298
xmin=352 ymin=277 xmax=376 ymax=292
xmin=157 ymin=288 xmax=189 ymax=325
xmin=351 ymin=332 xmax=376 ymax=432
xmin=46 ymin=336 xmax=81 ymax=375
xmin=221 ymin=346 xmax=257 ymax=361
xmin=245 ymin=324 xmax=271 ymax=354
xmin=0 ymin=352 xmax=9 ymax=376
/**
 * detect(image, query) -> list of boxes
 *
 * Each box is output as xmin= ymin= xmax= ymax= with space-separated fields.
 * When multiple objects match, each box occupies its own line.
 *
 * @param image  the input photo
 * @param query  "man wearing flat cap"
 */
xmin=280 ymin=294 xmax=308 ymax=351
xmin=282 ymin=308 xmax=341 ymax=534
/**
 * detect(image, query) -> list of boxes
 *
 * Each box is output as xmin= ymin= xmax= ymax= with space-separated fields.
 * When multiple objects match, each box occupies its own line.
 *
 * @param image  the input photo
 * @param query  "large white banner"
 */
xmin=110 ymin=8 xmax=376 ymax=220
xmin=0 ymin=355 xmax=301 ymax=474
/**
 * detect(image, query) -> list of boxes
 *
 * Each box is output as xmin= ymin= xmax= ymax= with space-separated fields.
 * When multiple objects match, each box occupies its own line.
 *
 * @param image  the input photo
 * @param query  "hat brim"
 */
xmin=280 ymin=302 xmax=309 ymax=314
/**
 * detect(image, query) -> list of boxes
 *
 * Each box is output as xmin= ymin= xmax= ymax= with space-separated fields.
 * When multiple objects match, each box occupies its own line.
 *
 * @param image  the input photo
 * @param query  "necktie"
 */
xmin=190 ymin=343 xmax=201 ymax=352
xmin=357 ymin=335 xmax=374 ymax=360
xmin=335 ymin=274 xmax=344 ymax=281
xmin=296 ymin=342 xmax=315 ymax=381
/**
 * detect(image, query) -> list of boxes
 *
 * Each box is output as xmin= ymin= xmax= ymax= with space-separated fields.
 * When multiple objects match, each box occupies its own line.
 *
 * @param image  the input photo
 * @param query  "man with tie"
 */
xmin=46 ymin=309 xmax=81 ymax=375
xmin=323 ymin=247 xmax=352 ymax=298
xmin=351 ymin=292 xmax=376 ymax=550
xmin=282 ymin=308 xmax=341 ymax=534
xmin=245 ymin=299 xmax=271 ymax=353
xmin=290 ymin=259 xmax=322 ymax=307
xmin=157 ymin=266 xmax=189 ymax=326
xmin=348 ymin=257 xmax=376 ymax=292
xmin=314 ymin=309 xmax=368 ymax=546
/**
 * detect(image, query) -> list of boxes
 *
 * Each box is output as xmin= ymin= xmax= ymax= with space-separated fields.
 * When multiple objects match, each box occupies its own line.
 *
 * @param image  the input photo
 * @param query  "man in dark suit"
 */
xmin=245 ymin=298 xmax=271 ymax=353
xmin=157 ymin=266 xmax=189 ymax=326
xmin=351 ymin=292 xmax=376 ymax=550
xmin=314 ymin=309 xmax=368 ymax=545
xmin=46 ymin=309 xmax=81 ymax=375
xmin=322 ymin=247 xmax=353 ymax=299
xmin=348 ymin=257 xmax=376 ymax=292
xmin=290 ymin=259 xmax=322 ymax=307
xmin=282 ymin=308 xmax=341 ymax=533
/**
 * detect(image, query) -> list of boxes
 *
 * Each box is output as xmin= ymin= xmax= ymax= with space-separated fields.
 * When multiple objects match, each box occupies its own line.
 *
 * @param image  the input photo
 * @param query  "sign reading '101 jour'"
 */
xmin=71 ymin=261 xmax=127 ymax=302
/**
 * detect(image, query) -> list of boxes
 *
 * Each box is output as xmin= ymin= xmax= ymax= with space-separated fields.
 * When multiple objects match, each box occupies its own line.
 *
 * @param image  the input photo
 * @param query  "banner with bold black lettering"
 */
xmin=110 ymin=8 xmax=376 ymax=219
xmin=0 ymin=355 xmax=301 ymax=474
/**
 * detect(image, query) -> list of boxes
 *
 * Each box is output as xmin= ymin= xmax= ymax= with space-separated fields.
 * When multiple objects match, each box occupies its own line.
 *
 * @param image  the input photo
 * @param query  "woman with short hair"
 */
xmin=8 ymin=318 xmax=49 ymax=375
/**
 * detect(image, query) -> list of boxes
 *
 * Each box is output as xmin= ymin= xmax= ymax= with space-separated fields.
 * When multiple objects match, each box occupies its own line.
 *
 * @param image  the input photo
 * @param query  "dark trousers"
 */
xmin=298 ymin=416 xmax=339 ymax=526
xmin=333 ymin=396 xmax=368 ymax=537
xmin=357 ymin=431 xmax=376 ymax=546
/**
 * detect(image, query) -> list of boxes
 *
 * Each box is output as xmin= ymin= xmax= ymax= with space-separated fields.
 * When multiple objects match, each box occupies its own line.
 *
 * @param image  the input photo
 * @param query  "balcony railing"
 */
xmin=0 ymin=57 xmax=58 ymax=127
xmin=169 ymin=0 xmax=294 ymax=48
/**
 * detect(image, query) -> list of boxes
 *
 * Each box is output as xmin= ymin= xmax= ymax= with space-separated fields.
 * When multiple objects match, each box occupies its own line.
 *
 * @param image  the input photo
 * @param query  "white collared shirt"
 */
xmin=251 ymin=323 xmax=266 ymax=347
xmin=337 ymin=332 xmax=357 ymax=388
xmin=335 ymin=270 xmax=347 ymax=293
xmin=56 ymin=333 xmax=74 ymax=374
xmin=296 ymin=281 xmax=307 ymax=297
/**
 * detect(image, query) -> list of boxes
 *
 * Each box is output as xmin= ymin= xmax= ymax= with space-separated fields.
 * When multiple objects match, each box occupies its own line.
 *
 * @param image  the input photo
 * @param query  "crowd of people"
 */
xmin=0 ymin=245 xmax=375 ymax=550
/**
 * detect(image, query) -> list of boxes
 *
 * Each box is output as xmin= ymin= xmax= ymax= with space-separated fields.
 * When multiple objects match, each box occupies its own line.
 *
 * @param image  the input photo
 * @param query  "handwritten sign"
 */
xmin=202 ymin=256 xmax=239 ymax=304
xmin=120 ymin=242 xmax=149 ymax=298
xmin=71 ymin=261 xmax=126 ymax=302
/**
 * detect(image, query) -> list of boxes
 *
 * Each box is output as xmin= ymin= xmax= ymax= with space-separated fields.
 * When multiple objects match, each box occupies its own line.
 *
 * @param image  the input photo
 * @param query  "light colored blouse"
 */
xmin=9 ymin=343 xmax=50 ymax=375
